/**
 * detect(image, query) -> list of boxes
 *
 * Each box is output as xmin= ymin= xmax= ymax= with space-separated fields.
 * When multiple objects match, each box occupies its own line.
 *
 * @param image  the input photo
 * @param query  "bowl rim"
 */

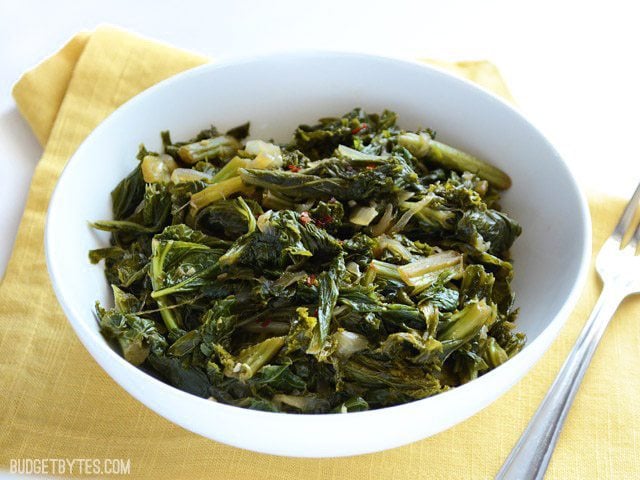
xmin=44 ymin=50 xmax=592 ymax=456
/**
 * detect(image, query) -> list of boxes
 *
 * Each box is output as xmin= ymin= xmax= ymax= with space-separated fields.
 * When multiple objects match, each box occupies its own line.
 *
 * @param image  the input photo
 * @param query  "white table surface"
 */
xmin=1 ymin=0 xmax=639 ymax=279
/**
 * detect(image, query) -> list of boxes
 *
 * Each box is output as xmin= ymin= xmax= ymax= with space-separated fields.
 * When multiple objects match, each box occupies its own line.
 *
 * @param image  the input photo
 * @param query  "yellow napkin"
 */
xmin=2 ymin=26 xmax=639 ymax=479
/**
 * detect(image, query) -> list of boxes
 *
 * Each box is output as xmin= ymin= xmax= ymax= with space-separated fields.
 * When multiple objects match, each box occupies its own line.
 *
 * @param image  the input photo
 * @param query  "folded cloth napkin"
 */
xmin=2 ymin=26 xmax=639 ymax=479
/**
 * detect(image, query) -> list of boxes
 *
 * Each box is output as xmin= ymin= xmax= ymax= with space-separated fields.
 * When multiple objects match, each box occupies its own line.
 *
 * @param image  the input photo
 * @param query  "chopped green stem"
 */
xmin=409 ymin=269 xmax=459 ymax=293
xmin=398 ymin=251 xmax=463 ymax=286
xmin=361 ymin=263 xmax=377 ymax=285
xmin=350 ymin=206 xmax=378 ymax=226
xmin=189 ymin=176 xmax=249 ymax=212
xmin=428 ymin=140 xmax=511 ymax=190
xmin=211 ymin=156 xmax=251 ymax=183
xmin=414 ymin=206 xmax=456 ymax=229
xmin=337 ymin=144 xmax=387 ymax=162
xmin=439 ymin=299 xmax=495 ymax=358
xmin=398 ymin=132 xmax=432 ymax=158
xmin=374 ymin=236 xmax=413 ymax=261
xmin=485 ymin=336 xmax=509 ymax=367
xmin=178 ymin=135 xmax=241 ymax=164
xmin=220 ymin=336 xmax=285 ymax=380
xmin=398 ymin=132 xmax=511 ymax=189
xmin=371 ymin=259 xmax=403 ymax=281
xmin=236 ymin=196 xmax=256 ymax=234
xmin=89 ymin=220 xmax=158 ymax=234
xmin=149 ymin=239 xmax=182 ymax=332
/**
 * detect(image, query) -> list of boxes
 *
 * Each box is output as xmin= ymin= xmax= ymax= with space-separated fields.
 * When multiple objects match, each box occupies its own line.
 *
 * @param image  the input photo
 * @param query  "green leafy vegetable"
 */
xmin=91 ymin=108 xmax=524 ymax=413
xmin=111 ymin=164 xmax=146 ymax=220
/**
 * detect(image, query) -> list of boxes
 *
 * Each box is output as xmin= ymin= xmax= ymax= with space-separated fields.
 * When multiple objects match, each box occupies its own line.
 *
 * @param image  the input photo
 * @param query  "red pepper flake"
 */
xmin=314 ymin=214 xmax=333 ymax=228
xmin=314 ymin=308 xmax=319 ymax=317
xmin=260 ymin=318 xmax=272 ymax=328
xmin=287 ymin=164 xmax=301 ymax=172
xmin=351 ymin=123 xmax=369 ymax=134
xmin=299 ymin=211 xmax=312 ymax=225
xmin=305 ymin=274 xmax=317 ymax=287
xmin=366 ymin=164 xmax=377 ymax=170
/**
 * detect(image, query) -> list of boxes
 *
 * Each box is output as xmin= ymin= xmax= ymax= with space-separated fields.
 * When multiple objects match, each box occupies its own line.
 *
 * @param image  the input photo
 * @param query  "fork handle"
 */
xmin=495 ymin=284 xmax=624 ymax=480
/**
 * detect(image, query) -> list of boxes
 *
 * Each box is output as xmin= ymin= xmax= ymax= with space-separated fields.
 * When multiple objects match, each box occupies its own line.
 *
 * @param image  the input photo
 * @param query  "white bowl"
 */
xmin=45 ymin=52 xmax=591 ymax=457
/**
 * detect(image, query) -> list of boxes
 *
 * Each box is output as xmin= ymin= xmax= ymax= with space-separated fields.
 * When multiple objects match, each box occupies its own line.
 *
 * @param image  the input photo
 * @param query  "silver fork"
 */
xmin=496 ymin=183 xmax=640 ymax=480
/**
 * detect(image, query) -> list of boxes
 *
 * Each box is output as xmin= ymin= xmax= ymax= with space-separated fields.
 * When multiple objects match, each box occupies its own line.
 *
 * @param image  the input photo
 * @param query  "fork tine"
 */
xmin=628 ymin=216 xmax=640 ymax=253
xmin=612 ymin=181 xmax=640 ymax=242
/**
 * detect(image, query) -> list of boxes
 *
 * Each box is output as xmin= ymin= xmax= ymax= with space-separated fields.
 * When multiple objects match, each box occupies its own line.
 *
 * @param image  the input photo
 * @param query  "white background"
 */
xmin=1 ymin=0 xmax=639 ymax=278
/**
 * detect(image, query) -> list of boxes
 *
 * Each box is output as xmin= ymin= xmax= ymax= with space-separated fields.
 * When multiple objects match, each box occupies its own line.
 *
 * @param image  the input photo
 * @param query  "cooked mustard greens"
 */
xmin=90 ymin=108 xmax=524 ymax=413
